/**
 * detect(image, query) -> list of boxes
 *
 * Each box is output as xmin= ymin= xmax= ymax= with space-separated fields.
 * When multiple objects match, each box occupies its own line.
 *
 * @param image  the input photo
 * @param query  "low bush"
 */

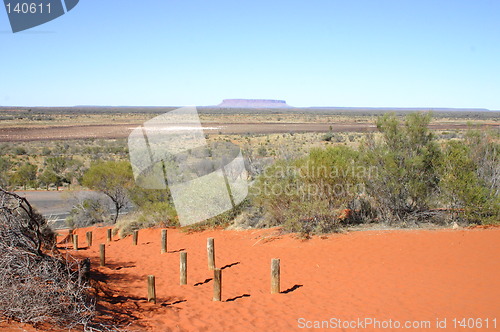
xmin=252 ymin=146 xmax=366 ymax=234
xmin=251 ymin=113 xmax=498 ymax=232
xmin=440 ymin=131 xmax=499 ymax=224
xmin=66 ymin=193 xmax=110 ymax=228
xmin=113 ymin=201 xmax=177 ymax=238
xmin=0 ymin=188 xmax=95 ymax=329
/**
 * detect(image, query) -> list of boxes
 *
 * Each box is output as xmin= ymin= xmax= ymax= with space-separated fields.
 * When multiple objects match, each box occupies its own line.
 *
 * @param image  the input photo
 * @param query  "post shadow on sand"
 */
xmin=161 ymin=299 xmax=187 ymax=307
xmin=194 ymin=278 xmax=213 ymax=286
xmin=113 ymin=265 xmax=136 ymax=271
xmin=281 ymin=284 xmax=303 ymax=294
xmin=225 ymin=294 xmax=251 ymax=302
xmin=220 ymin=262 xmax=240 ymax=270
xmin=89 ymin=260 xmax=140 ymax=284
xmin=167 ymin=248 xmax=186 ymax=254
xmin=192 ymin=262 xmax=239 ymax=286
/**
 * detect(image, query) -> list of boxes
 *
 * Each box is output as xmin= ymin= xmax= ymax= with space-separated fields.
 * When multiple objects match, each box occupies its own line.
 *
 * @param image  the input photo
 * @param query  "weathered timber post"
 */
xmin=161 ymin=229 xmax=167 ymax=253
xmin=180 ymin=251 xmax=187 ymax=285
xmin=213 ymin=268 xmax=222 ymax=301
xmin=99 ymin=244 xmax=105 ymax=267
xmin=271 ymin=258 xmax=280 ymax=294
xmin=133 ymin=230 xmax=138 ymax=246
xmin=147 ymin=275 xmax=156 ymax=304
xmin=86 ymin=231 xmax=93 ymax=247
xmin=207 ymin=238 xmax=215 ymax=270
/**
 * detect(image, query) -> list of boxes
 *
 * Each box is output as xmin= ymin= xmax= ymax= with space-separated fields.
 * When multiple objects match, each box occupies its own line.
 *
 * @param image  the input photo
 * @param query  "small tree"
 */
xmin=0 ymin=157 xmax=11 ymax=188
xmin=11 ymin=162 xmax=37 ymax=190
xmin=38 ymin=169 xmax=61 ymax=190
xmin=82 ymin=161 xmax=133 ymax=223
xmin=363 ymin=112 xmax=442 ymax=223
xmin=441 ymin=131 xmax=500 ymax=224
xmin=253 ymin=145 xmax=364 ymax=234
xmin=66 ymin=192 xmax=109 ymax=228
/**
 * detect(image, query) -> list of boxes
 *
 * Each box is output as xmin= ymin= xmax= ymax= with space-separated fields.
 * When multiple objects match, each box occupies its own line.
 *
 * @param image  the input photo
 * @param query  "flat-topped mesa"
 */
xmin=217 ymin=99 xmax=292 ymax=108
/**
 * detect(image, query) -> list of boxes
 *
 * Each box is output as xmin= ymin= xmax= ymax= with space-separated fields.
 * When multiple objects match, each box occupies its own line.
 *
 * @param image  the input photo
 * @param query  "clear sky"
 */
xmin=1 ymin=0 xmax=499 ymax=109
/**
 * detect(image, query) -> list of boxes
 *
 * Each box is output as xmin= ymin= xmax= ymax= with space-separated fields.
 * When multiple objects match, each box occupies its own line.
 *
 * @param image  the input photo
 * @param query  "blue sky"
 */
xmin=1 ymin=0 xmax=499 ymax=109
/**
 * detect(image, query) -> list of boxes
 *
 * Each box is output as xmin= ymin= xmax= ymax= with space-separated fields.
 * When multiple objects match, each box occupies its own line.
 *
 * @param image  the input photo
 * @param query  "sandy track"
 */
xmin=45 ymin=226 xmax=500 ymax=331
xmin=0 ymin=122 xmax=497 ymax=142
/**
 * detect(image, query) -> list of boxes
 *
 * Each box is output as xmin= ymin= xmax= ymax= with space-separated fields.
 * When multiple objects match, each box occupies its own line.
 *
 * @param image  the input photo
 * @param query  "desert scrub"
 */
xmin=252 ymin=145 xmax=365 ymax=234
xmin=361 ymin=112 xmax=442 ymax=224
xmin=66 ymin=192 xmax=110 ymax=228
xmin=113 ymin=202 xmax=177 ymax=238
xmin=440 ymin=131 xmax=500 ymax=224
xmin=0 ymin=188 xmax=95 ymax=329
xmin=183 ymin=198 xmax=250 ymax=233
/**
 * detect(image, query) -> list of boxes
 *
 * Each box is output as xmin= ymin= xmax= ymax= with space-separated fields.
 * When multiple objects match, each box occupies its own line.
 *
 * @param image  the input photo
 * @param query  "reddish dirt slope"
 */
xmin=2 ymin=227 xmax=499 ymax=331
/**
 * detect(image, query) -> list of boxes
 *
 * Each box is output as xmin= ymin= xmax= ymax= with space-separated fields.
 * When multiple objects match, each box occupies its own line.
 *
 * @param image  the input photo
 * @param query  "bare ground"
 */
xmin=1 ymin=122 xmax=497 ymax=142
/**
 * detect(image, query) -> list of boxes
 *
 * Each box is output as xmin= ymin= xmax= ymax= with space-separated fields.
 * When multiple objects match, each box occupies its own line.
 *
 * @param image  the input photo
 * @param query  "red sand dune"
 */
xmin=2 ymin=227 xmax=499 ymax=331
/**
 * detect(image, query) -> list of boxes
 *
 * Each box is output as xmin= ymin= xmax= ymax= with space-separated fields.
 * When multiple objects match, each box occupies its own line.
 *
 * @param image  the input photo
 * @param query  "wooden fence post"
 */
xmin=133 ymin=230 xmax=138 ymax=245
xmin=86 ymin=231 xmax=93 ymax=247
xmin=73 ymin=234 xmax=78 ymax=250
xmin=161 ymin=229 xmax=167 ymax=254
xmin=271 ymin=258 xmax=280 ymax=294
xmin=147 ymin=275 xmax=156 ymax=304
xmin=207 ymin=238 xmax=215 ymax=270
xmin=78 ymin=258 xmax=90 ymax=284
xmin=213 ymin=268 xmax=222 ymax=301
xmin=180 ymin=251 xmax=187 ymax=285
xmin=107 ymin=229 xmax=112 ymax=243
xmin=99 ymin=244 xmax=105 ymax=267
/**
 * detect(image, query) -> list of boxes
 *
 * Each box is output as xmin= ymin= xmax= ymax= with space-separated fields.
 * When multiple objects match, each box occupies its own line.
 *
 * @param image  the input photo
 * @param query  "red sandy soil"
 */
xmin=2 ymin=226 xmax=499 ymax=331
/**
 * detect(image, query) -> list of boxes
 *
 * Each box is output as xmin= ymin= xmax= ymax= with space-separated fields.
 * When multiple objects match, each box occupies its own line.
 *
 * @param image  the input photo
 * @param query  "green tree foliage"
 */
xmin=441 ymin=131 xmax=499 ymax=224
xmin=363 ymin=112 xmax=442 ymax=223
xmin=42 ymin=156 xmax=85 ymax=188
xmin=253 ymin=145 xmax=365 ymax=234
xmin=127 ymin=186 xmax=178 ymax=228
xmin=66 ymin=195 xmax=108 ymax=228
xmin=38 ymin=169 xmax=62 ymax=190
xmin=82 ymin=161 xmax=133 ymax=223
xmin=11 ymin=162 xmax=37 ymax=190
xmin=0 ymin=157 xmax=11 ymax=188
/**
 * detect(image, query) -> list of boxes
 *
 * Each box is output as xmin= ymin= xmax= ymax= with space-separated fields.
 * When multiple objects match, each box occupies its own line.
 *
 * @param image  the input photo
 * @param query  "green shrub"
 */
xmin=136 ymin=201 xmax=178 ymax=227
xmin=14 ymin=147 xmax=27 ymax=155
xmin=252 ymin=145 xmax=365 ymax=234
xmin=114 ymin=202 xmax=177 ymax=237
xmin=11 ymin=162 xmax=37 ymax=190
xmin=66 ymin=196 xmax=109 ymax=229
xmin=440 ymin=132 xmax=499 ymax=224
xmin=113 ymin=213 xmax=157 ymax=238
xmin=362 ymin=112 xmax=442 ymax=223
xmin=82 ymin=161 xmax=133 ymax=223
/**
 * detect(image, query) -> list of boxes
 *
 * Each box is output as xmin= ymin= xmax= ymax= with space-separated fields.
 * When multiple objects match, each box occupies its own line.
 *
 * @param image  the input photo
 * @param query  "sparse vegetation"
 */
xmin=249 ymin=112 xmax=499 ymax=233
xmin=82 ymin=161 xmax=134 ymax=224
xmin=0 ymin=109 xmax=497 ymax=236
xmin=0 ymin=188 xmax=95 ymax=329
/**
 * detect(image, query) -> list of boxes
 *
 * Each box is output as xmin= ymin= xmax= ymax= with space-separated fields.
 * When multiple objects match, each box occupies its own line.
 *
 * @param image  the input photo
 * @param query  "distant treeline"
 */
xmin=0 ymin=106 xmax=498 ymax=119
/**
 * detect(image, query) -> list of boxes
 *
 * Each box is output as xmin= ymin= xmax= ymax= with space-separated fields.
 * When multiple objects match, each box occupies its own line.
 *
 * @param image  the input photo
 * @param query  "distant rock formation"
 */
xmin=217 ymin=99 xmax=292 ymax=108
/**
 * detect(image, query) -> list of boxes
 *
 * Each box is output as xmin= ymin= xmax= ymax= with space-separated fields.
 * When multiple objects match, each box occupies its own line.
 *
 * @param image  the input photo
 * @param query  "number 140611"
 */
xmin=5 ymin=2 xmax=51 ymax=14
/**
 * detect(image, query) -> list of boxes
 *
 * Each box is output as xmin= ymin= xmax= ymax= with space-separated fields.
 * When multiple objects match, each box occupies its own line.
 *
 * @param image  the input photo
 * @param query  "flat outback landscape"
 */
xmin=3 ymin=1 xmax=500 ymax=331
xmin=0 ymin=107 xmax=498 ymax=142
xmin=0 ymin=106 xmax=499 ymax=332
